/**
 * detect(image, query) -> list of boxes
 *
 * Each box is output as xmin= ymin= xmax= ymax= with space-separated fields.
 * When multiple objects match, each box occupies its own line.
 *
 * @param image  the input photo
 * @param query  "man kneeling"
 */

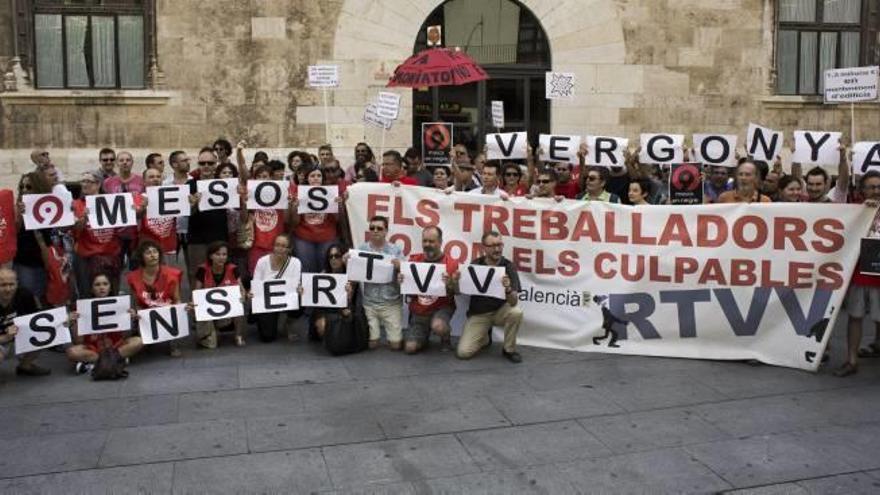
xmin=402 ymin=226 xmax=457 ymax=354
xmin=457 ymin=231 xmax=523 ymax=363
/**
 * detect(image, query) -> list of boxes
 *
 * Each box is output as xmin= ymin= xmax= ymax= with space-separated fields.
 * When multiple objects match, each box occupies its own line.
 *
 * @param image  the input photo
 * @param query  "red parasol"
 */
xmin=387 ymin=48 xmax=489 ymax=88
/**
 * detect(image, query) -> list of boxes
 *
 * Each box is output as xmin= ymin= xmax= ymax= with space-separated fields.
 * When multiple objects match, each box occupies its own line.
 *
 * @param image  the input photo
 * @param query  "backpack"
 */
xmin=92 ymin=347 xmax=129 ymax=381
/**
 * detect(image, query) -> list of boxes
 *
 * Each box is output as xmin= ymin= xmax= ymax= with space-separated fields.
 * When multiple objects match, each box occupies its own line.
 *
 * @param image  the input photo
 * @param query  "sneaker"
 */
xmin=501 ymin=350 xmax=522 ymax=364
xmin=75 ymin=362 xmax=93 ymax=375
xmin=16 ymin=363 xmax=52 ymax=376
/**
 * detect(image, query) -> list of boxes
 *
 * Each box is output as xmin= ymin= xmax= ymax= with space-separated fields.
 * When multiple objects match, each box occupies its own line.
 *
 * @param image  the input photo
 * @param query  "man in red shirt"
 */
xmin=401 ymin=226 xmax=457 ymax=353
xmin=380 ymin=151 xmax=418 ymax=186
xmin=554 ymin=162 xmax=580 ymax=199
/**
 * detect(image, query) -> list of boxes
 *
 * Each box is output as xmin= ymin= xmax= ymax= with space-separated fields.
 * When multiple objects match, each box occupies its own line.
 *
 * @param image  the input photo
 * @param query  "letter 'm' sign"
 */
xmin=75 ymin=296 xmax=132 ymax=335
xmin=197 ymin=179 xmax=239 ymax=211
xmin=346 ymin=250 xmax=396 ymax=283
xmin=485 ymin=132 xmax=528 ymax=160
xmin=146 ymin=185 xmax=191 ymax=219
xmin=639 ymin=134 xmax=684 ymax=164
xmin=301 ymin=274 xmax=348 ymax=308
xmin=192 ymin=286 xmax=245 ymax=321
xmin=137 ymin=304 xmax=190 ymax=345
xmin=297 ymin=185 xmax=339 ymax=214
xmin=86 ymin=193 xmax=137 ymax=229
xmin=458 ymin=264 xmax=506 ymax=300
xmin=14 ymin=307 xmax=72 ymax=354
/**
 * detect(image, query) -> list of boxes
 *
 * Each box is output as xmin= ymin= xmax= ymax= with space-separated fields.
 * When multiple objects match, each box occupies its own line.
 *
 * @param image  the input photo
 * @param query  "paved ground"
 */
xmin=0 ymin=321 xmax=879 ymax=495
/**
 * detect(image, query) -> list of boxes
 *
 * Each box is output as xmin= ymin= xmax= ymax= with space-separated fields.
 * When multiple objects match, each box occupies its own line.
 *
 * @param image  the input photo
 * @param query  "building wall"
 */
xmin=0 ymin=0 xmax=877 ymax=190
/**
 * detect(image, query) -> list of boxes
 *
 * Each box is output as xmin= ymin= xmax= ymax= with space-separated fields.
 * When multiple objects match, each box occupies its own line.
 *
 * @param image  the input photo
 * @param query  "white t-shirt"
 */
xmin=252 ymin=254 xmax=302 ymax=282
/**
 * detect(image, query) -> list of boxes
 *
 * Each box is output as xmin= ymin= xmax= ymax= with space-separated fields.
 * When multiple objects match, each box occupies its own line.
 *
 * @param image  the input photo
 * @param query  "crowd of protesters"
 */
xmin=1 ymin=137 xmax=877 ymax=379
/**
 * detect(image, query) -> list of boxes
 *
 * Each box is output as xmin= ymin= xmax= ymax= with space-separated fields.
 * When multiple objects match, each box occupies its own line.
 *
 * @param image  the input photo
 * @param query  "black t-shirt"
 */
xmin=606 ymin=175 xmax=632 ymax=205
xmin=408 ymin=169 xmax=433 ymax=187
xmin=0 ymin=288 xmax=39 ymax=335
xmin=467 ymin=256 xmax=521 ymax=316
xmin=188 ymin=179 xmax=230 ymax=245
xmin=194 ymin=265 xmax=241 ymax=287
xmin=13 ymin=230 xmax=50 ymax=267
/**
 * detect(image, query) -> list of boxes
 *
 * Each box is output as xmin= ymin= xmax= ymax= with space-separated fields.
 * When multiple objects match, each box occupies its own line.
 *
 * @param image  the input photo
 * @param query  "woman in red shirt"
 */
xmin=193 ymin=241 xmax=246 ymax=348
xmin=243 ymin=165 xmax=287 ymax=276
xmin=67 ymin=272 xmax=143 ymax=374
xmin=288 ymin=165 xmax=340 ymax=274
xmin=137 ymin=168 xmax=178 ymax=262
xmin=501 ymin=163 xmax=529 ymax=196
xmin=126 ymin=240 xmax=183 ymax=357
xmin=73 ymin=171 xmax=122 ymax=298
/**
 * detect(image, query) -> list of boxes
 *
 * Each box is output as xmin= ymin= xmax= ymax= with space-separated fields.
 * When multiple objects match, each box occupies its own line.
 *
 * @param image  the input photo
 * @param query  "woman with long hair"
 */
xmin=288 ymin=164 xmax=339 ymax=274
xmin=250 ymin=233 xmax=304 ymax=342
xmin=125 ymin=240 xmax=184 ymax=357
xmin=13 ymin=172 xmax=54 ymax=300
xmin=192 ymin=241 xmax=246 ymax=348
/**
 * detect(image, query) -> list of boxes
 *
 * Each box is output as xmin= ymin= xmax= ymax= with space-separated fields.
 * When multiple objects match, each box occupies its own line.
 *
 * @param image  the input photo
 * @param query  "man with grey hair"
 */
xmin=0 ymin=268 xmax=51 ymax=376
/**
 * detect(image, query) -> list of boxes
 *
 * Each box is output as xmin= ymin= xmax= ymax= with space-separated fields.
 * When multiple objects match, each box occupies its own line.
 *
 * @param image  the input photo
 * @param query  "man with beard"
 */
xmin=0 ymin=268 xmax=51 ymax=376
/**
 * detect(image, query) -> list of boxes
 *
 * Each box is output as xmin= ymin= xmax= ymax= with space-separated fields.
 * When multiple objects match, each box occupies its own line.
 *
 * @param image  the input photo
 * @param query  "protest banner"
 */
xmin=485 ymin=132 xmax=528 ymax=161
xmin=192 ymin=286 xmax=244 ymax=321
xmin=363 ymin=103 xmax=392 ymax=130
xmin=400 ymin=262 xmax=447 ymax=297
xmin=308 ymin=65 xmax=339 ymax=88
xmin=746 ymin=123 xmax=784 ymax=163
xmin=539 ymin=135 xmax=581 ymax=164
xmin=247 ymin=180 xmax=289 ymax=210
xmin=422 ymin=122 xmax=454 ymax=167
xmin=669 ymin=163 xmax=703 ymax=205
xmin=301 ymin=274 xmax=348 ymax=308
xmin=138 ymin=304 xmax=189 ymax=345
xmin=823 ymin=66 xmax=879 ymax=103
xmin=793 ymin=131 xmax=842 ymax=166
xmin=376 ymin=91 xmax=401 ymax=120
xmin=347 ymin=182 xmax=876 ymax=371
xmin=197 ymin=179 xmax=239 ymax=211
xmin=585 ymin=136 xmax=628 ymax=168
xmin=639 ymin=134 xmax=684 ymax=164
xmin=852 ymin=142 xmax=880 ymax=174
xmin=347 ymin=249 xmax=395 ymax=283
xmin=86 ymin=193 xmax=136 ymax=229
xmin=14 ymin=307 xmax=71 ymax=354
xmin=297 ymin=185 xmax=339 ymax=214
xmin=458 ymin=264 xmax=506 ymax=299
xmin=146 ymin=185 xmax=190 ymax=219
xmin=692 ymin=134 xmax=737 ymax=167
xmin=491 ymin=100 xmax=504 ymax=129
xmin=23 ymin=193 xmax=75 ymax=230
xmin=75 ymin=296 xmax=131 ymax=335
xmin=251 ymin=279 xmax=301 ymax=313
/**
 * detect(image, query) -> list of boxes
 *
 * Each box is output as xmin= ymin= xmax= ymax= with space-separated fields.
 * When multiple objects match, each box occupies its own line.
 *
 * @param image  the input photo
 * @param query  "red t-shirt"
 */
xmin=294 ymin=213 xmax=338 ymax=243
xmin=381 ymin=175 xmax=418 ymax=186
xmin=73 ymin=199 xmax=121 ymax=258
xmin=126 ymin=266 xmax=182 ymax=309
xmin=83 ymin=332 xmax=125 ymax=353
xmin=44 ymin=244 xmax=71 ymax=306
xmin=555 ymin=180 xmax=580 ymax=199
xmin=407 ymin=253 xmax=458 ymax=315
xmin=136 ymin=194 xmax=177 ymax=254
xmin=0 ymin=189 xmax=17 ymax=264
xmin=252 ymin=210 xmax=285 ymax=250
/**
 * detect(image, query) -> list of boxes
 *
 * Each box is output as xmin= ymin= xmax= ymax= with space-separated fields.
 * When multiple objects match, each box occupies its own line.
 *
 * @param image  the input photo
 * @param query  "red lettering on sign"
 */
xmin=512 ymin=208 xmax=537 ymax=240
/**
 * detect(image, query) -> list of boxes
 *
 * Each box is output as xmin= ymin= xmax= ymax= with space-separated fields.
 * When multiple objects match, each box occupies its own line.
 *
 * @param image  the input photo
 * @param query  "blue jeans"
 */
xmin=14 ymin=264 xmax=46 ymax=300
xmin=294 ymin=239 xmax=335 ymax=274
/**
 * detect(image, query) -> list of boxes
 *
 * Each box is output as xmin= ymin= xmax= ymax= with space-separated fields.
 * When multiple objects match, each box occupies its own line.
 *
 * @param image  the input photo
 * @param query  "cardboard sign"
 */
xmin=853 ymin=142 xmax=880 ymax=174
xmin=347 ymin=250 xmax=395 ymax=283
xmin=546 ymin=72 xmax=576 ymax=99
xmin=197 ymin=179 xmax=239 ymax=211
xmin=485 ymin=132 xmax=528 ymax=161
xmin=251 ymin=279 xmax=300 ymax=313
xmin=297 ymin=185 xmax=339 ymax=214
xmin=86 ymin=193 xmax=136 ymax=229
xmin=23 ymin=193 xmax=75 ymax=230
xmin=859 ymin=238 xmax=880 ymax=275
xmin=693 ymin=134 xmax=738 ymax=167
xmin=422 ymin=122 xmax=454 ymax=167
xmin=824 ymin=66 xmax=879 ymax=103
xmin=301 ymin=274 xmax=348 ymax=308
xmin=75 ymin=296 xmax=131 ymax=336
xmin=585 ymin=136 xmax=629 ymax=168
xmin=192 ymin=286 xmax=244 ymax=322
xmin=13 ymin=307 xmax=71 ymax=355
xmin=538 ymin=134 xmax=581 ymax=164
xmin=491 ymin=100 xmax=505 ymax=129
xmin=400 ymin=262 xmax=447 ymax=297
xmin=792 ymin=131 xmax=841 ymax=166
xmin=364 ymin=103 xmax=393 ymax=130
xmin=669 ymin=163 xmax=704 ymax=205
xmin=146 ymin=185 xmax=191 ymax=219
xmin=138 ymin=304 xmax=190 ymax=345
xmin=308 ymin=65 xmax=340 ymax=88
xmin=247 ymin=180 xmax=289 ymax=210
xmin=376 ymin=91 xmax=401 ymax=120
xmin=458 ymin=264 xmax=506 ymax=300
xmin=640 ymin=134 xmax=684 ymax=165
xmin=746 ymin=123 xmax=784 ymax=162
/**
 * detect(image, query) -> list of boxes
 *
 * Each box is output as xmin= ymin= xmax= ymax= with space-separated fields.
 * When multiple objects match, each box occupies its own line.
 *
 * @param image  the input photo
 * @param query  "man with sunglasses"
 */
xmin=457 ymin=231 xmax=523 ymax=363
xmin=213 ymin=139 xmax=233 ymax=167
xmin=581 ymin=167 xmax=621 ymax=203
xmin=356 ymin=216 xmax=404 ymax=350
xmin=344 ymin=142 xmax=377 ymax=183
xmin=97 ymin=148 xmax=117 ymax=184
xmin=527 ymin=168 xmax=564 ymax=202
xmin=185 ymin=148 xmax=229 ymax=286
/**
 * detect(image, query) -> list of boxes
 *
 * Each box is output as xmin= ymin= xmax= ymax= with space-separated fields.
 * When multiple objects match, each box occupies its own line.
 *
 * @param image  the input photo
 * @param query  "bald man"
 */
xmin=0 ymin=268 xmax=51 ymax=376
xmin=30 ymin=148 xmax=64 ymax=181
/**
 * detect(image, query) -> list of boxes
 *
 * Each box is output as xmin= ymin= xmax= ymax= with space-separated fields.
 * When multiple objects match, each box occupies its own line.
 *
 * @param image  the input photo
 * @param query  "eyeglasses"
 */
xmin=81 ymin=179 xmax=98 ymax=184
xmin=483 ymin=242 xmax=503 ymax=249
xmin=536 ymin=179 xmax=553 ymax=185
xmin=198 ymin=161 xmax=216 ymax=166
xmin=369 ymin=225 xmax=385 ymax=232
xmin=455 ymin=151 xmax=468 ymax=155
xmin=100 ymin=158 xmax=114 ymax=162
xmin=328 ymin=253 xmax=343 ymax=259
xmin=504 ymin=172 xmax=520 ymax=177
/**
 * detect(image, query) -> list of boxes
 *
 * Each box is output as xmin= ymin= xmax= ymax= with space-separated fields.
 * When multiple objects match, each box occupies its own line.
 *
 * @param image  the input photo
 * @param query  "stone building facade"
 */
xmin=0 ymin=0 xmax=878 ymax=190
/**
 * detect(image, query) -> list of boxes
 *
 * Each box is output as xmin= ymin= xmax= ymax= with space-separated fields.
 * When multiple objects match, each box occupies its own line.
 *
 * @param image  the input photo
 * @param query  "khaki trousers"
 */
xmin=457 ymin=303 xmax=523 ymax=359
xmin=364 ymin=301 xmax=403 ymax=344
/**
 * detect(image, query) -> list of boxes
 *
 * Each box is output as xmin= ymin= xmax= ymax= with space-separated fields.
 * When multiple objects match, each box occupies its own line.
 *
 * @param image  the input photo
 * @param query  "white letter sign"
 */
xmin=400 ymin=262 xmax=447 ymax=297
xmin=458 ymin=264 xmax=505 ymax=300
xmin=197 ymin=179 xmax=239 ymax=211
xmin=301 ymin=274 xmax=348 ymax=308
xmin=746 ymin=123 xmax=784 ymax=162
xmin=192 ymin=286 xmax=244 ymax=322
xmin=586 ymin=136 xmax=629 ymax=168
xmin=297 ymin=185 xmax=338 ymax=214
xmin=23 ymin=193 xmax=75 ymax=231
xmin=247 ymin=180 xmax=289 ymax=210
xmin=485 ymin=132 xmax=528 ymax=161
xmin=347 ymin=250 xmax=395 ymax=283
xmin=539 ymin=134 xmax=581 ymax=164
xmin=793 ymin=131 xmax=841 ymax=166
xmin=76 ymin=296 xmax=131 ymax=336
xmin=853 ymin=142 xmax=880 ymax=174
xmin=146 ymin=185 xmax=190 ymax=219
xmin=14 ymin=307 xmax=71 ymax=355
xmin=640 ymin=134 xmax=684 ymax=165
xmin=693 ymin=134 xmax=738 ymax=167
xmin=251 ymin=279 xmax=300 ymax=314
xmin=138 ymin=304 xmax=189 ymax=345
xmin=86 ymin=193 xmax=136 ymax=229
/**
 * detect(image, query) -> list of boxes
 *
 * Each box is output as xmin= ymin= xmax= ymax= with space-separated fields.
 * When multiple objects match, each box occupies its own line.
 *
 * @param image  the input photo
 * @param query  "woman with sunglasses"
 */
xmin=126 ymin=240 xmax=184 ymax=357
xmin=309 ymin=244 xmax=361 ymax=353
xmin=288 ymin=164 xmax=339 ymax=274
xmin=501 ymin=163 xmax=528 ymax=196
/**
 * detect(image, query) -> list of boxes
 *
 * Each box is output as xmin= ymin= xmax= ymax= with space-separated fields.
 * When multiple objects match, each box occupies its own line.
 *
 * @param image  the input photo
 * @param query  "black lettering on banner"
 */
xmin=148 ymin=309 xmax=179 ymax=340
xmin=91 ymin=299 xmax=116 ymax=332
xmin=647 ymin=135 xmax=675 ymax=163
xmin=358 ymin=252 xmax=384 ymax=280
xmin=264 ymin=280 xmax=286 ymax=310
xmin=548 ymin=136 xmax=572 ymax=162
xmin=255 ymin=182 xmax=281 ymax=208
xmin=467 ymin=266 xmax=496 ymax=294
xmin=860 ymin=144 xmax=880 ymax=173
xmin=494 ymin=133 xmax=519 ymax=157
xmin=306 ymin=187 xmax=330 ymax=212
xmin=94 ymin=195 xmax=127 ymax=227
xmin=749 ymin=128 xmax=779 ymax=159
xmin=410 ymin=264 xmax=437 ymax=293
xmin=205 ymin=289 xmax=232 ymax=318
xmin=700 ymin=136 xmax=730 ymax=165
xmin=594 ymin=138 xmax=619 ymax=165
xmin=312 ymin=275 xmax=337 ymax=305
xmin=804 ymin=133 xmax=831 ymax=162
xmin=157 ymin=187 xmax=182 ymax=215
xmin=28 ymin=313 xmax=57 ymax=347
xmin=207 ymin=180 xmax=230 ymax=208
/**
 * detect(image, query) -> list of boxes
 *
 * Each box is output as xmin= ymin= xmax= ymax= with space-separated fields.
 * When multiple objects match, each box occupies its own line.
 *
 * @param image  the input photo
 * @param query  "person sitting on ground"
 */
xmin=67 ymin=272 xmax=143 ymax=374
xmin=354 ymin=215 xmax=404 ymax=350
xmin=126 ymin=240 xmax=184 ymax=357
xmin=309 ymin=244 xmax=365 ymax=355
xmin=250 ymin=233 xmax=304 ymax=343
xmin=192 ymin=241 xmax=246 ymax=348
xmin=0 ymin=267 xmax=51 ymax=376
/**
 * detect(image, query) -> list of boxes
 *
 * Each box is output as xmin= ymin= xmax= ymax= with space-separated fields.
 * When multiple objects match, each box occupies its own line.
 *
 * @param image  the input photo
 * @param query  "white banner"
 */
xmin=76 ymin=296 xmax=131 ymax=336
xmin=192 ymin=286 xmax=244 ymax=321
xmin=247 ymin=180 xmax=289 ymax=210
xmin=197 ymin=179 xmax=239 ymax=211
xmin=86 ymin=193 xmax=136 ymax=229
xmin=346 ymin=183 xmax=876 ymax=371
xmin=138 ymin=304 xmax=190 ymax=345
xmin=146 ymin=185 xmax=191 ymax=219
xmin=251 ymin=279 xmax=300 ymax=313
xmin=824 ymin=66 xmax=879 ymax=103
xmin=14 ymin=307 xmax=71 ymax=355
xmin=376 ymin=92 xmax=401 ymax=120
xmin=485 ymin=132 xmax=528 ymax=161
xmin=585 ymin=136 xmax=628 ymax=168
xmin=23 ymin=193 xmax=75 ymax=230
xmin=301 ymin=274 xmax=348 ymax=308
xmin=297 ymin=185 xmax=339 ymax=214
xmin=308 ymin=65 xmax=340 ymax=88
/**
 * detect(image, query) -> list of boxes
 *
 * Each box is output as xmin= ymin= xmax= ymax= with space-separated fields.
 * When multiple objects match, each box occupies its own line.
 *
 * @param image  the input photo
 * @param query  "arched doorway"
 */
xmin=412 ymin=0 xmax=551 ymax=154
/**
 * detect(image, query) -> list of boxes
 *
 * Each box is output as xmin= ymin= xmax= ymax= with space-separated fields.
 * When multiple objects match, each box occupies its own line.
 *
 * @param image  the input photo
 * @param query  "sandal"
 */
xmin=857 ymin=342 xmax=880 ymax=358
xmin=833 ymin=362 xmax=858 ymax=377
xmin=234 ymin=336 xmax=246 ymax=347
